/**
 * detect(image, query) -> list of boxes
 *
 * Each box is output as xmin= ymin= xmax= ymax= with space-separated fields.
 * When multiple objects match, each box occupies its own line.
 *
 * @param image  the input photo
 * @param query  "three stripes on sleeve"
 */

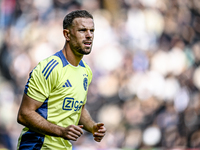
xmin=42 ymin=59 xmax=59 ymax=80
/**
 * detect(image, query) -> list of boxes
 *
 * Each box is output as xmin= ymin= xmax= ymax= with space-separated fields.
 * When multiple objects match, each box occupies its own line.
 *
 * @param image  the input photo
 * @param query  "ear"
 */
xmin=63 ymin=29 xmax=70 ymax=41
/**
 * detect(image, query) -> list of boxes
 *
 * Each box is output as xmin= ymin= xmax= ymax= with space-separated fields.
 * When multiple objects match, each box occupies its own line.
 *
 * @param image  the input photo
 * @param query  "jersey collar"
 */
xmin=54 ymin=50 xmax=85 ymax=68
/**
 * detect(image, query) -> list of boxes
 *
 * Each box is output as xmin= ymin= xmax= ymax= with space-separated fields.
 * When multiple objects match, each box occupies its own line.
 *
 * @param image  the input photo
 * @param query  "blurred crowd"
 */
xmin=1 ymin=0 xmax=200 ymax=149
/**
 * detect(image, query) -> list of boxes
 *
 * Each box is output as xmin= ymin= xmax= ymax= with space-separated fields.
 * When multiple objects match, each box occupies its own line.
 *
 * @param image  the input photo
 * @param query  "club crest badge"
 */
xmin=83 ymin=74 xmax=88 ymax=91
xmin=83 ymin=77 xmax=88 ymax=91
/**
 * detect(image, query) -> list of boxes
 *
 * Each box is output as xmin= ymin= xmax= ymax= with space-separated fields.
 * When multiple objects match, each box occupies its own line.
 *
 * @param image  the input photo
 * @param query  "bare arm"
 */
xmin=78 ymin=104 xmax=95 ymax=133
xmin=79 ymin=105 xmax=106 ymax=142
xmin=17 ymin=93 xmax=83 ymax=141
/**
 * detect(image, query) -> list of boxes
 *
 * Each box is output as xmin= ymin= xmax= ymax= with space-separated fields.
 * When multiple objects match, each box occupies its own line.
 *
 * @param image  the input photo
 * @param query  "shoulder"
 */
xmin=36 ymin=50 xmax=66 ymax=71
xmin=32 ymin=50 xmax=65 ymax=80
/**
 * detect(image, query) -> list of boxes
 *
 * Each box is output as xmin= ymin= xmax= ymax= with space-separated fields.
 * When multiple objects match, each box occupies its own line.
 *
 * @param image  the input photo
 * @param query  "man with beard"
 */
xmin=17 ymin=10 xmax=106 ymax=150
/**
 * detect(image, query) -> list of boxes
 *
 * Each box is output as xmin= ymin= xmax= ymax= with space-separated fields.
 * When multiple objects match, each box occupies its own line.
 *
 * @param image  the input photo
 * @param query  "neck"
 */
xmin=62 ymin=44 xmax=83 ymax=67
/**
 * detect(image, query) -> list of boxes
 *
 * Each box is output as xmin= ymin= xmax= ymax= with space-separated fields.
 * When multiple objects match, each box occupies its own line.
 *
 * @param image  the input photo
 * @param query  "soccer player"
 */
xmin=17 ymin=10 xmax=106 ymax=150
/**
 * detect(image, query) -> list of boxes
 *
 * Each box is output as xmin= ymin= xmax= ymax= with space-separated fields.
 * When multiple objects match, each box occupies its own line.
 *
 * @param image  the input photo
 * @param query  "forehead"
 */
xmin=72 ymin=18 xmax=94 ymax=28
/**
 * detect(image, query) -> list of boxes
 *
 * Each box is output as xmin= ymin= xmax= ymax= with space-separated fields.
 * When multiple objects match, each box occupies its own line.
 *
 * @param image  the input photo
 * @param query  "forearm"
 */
xmin=78 ymin=105 xmax=95 ymax=133
xmin=17 ymin=93 xmax=63 ymax=137
xmin=18 ymin=110 xmax=63 ymax=137
xmin=78 ymin=105 xmax=106 ymax=142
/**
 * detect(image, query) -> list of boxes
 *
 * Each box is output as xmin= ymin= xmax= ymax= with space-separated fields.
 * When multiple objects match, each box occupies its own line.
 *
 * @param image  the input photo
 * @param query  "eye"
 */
xmin=79 ymin=29 xmax=86 ymax=32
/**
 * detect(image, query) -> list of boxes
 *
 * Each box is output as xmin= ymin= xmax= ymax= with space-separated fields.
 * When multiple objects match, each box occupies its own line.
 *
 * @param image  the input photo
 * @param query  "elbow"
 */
xmin=17 ymin=113 xmax=23 ymax=125
xmin=17 ymin=111 xmax=27 ymax=126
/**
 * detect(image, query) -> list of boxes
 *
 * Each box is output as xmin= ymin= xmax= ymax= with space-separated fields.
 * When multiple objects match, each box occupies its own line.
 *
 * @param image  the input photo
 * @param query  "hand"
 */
xmin=61 ymin=125 xmax=83 ymax=141
xmin=92 ymin=123 xmax=106 ymax=142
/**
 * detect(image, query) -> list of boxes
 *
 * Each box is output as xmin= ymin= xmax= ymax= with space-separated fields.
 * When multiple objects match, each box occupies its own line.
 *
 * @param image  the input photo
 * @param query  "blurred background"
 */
xmin=1 ymin=0 xmax=200 ymax=149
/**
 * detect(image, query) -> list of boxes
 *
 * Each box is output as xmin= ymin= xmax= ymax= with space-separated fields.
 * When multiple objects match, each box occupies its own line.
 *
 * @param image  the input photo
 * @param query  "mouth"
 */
xmin=84 ymin=41 xmax=92 ymax=47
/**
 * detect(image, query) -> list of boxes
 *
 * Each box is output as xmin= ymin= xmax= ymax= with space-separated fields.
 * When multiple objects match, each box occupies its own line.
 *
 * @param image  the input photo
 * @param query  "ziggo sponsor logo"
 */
xmin=62 ymin=97 xmax=83 ymax=111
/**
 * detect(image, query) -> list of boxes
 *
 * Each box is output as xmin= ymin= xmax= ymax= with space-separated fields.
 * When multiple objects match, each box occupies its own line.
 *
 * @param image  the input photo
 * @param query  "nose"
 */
xmin=86 ymin=30 xmax=93 ymax=38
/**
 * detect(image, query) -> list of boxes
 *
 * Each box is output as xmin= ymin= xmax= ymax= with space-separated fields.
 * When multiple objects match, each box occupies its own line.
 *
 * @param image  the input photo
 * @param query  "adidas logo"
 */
xmin=63 ymin=79 xmax=72 ymax=87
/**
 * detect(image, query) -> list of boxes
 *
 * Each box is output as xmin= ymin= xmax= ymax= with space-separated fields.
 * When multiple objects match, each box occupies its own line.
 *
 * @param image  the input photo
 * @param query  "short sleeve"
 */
xmin=24 ymin=58 xmax=59 ymax=102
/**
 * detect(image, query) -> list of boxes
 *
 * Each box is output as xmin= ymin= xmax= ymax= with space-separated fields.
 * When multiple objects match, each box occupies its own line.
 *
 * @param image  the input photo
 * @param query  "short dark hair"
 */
xmin=63 ymin=10 xmax=93 ymax=29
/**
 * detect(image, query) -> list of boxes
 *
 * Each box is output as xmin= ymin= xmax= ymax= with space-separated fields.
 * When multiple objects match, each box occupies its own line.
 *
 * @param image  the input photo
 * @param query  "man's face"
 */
xmin=68 ymin=18 xmax=94 ymax=56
